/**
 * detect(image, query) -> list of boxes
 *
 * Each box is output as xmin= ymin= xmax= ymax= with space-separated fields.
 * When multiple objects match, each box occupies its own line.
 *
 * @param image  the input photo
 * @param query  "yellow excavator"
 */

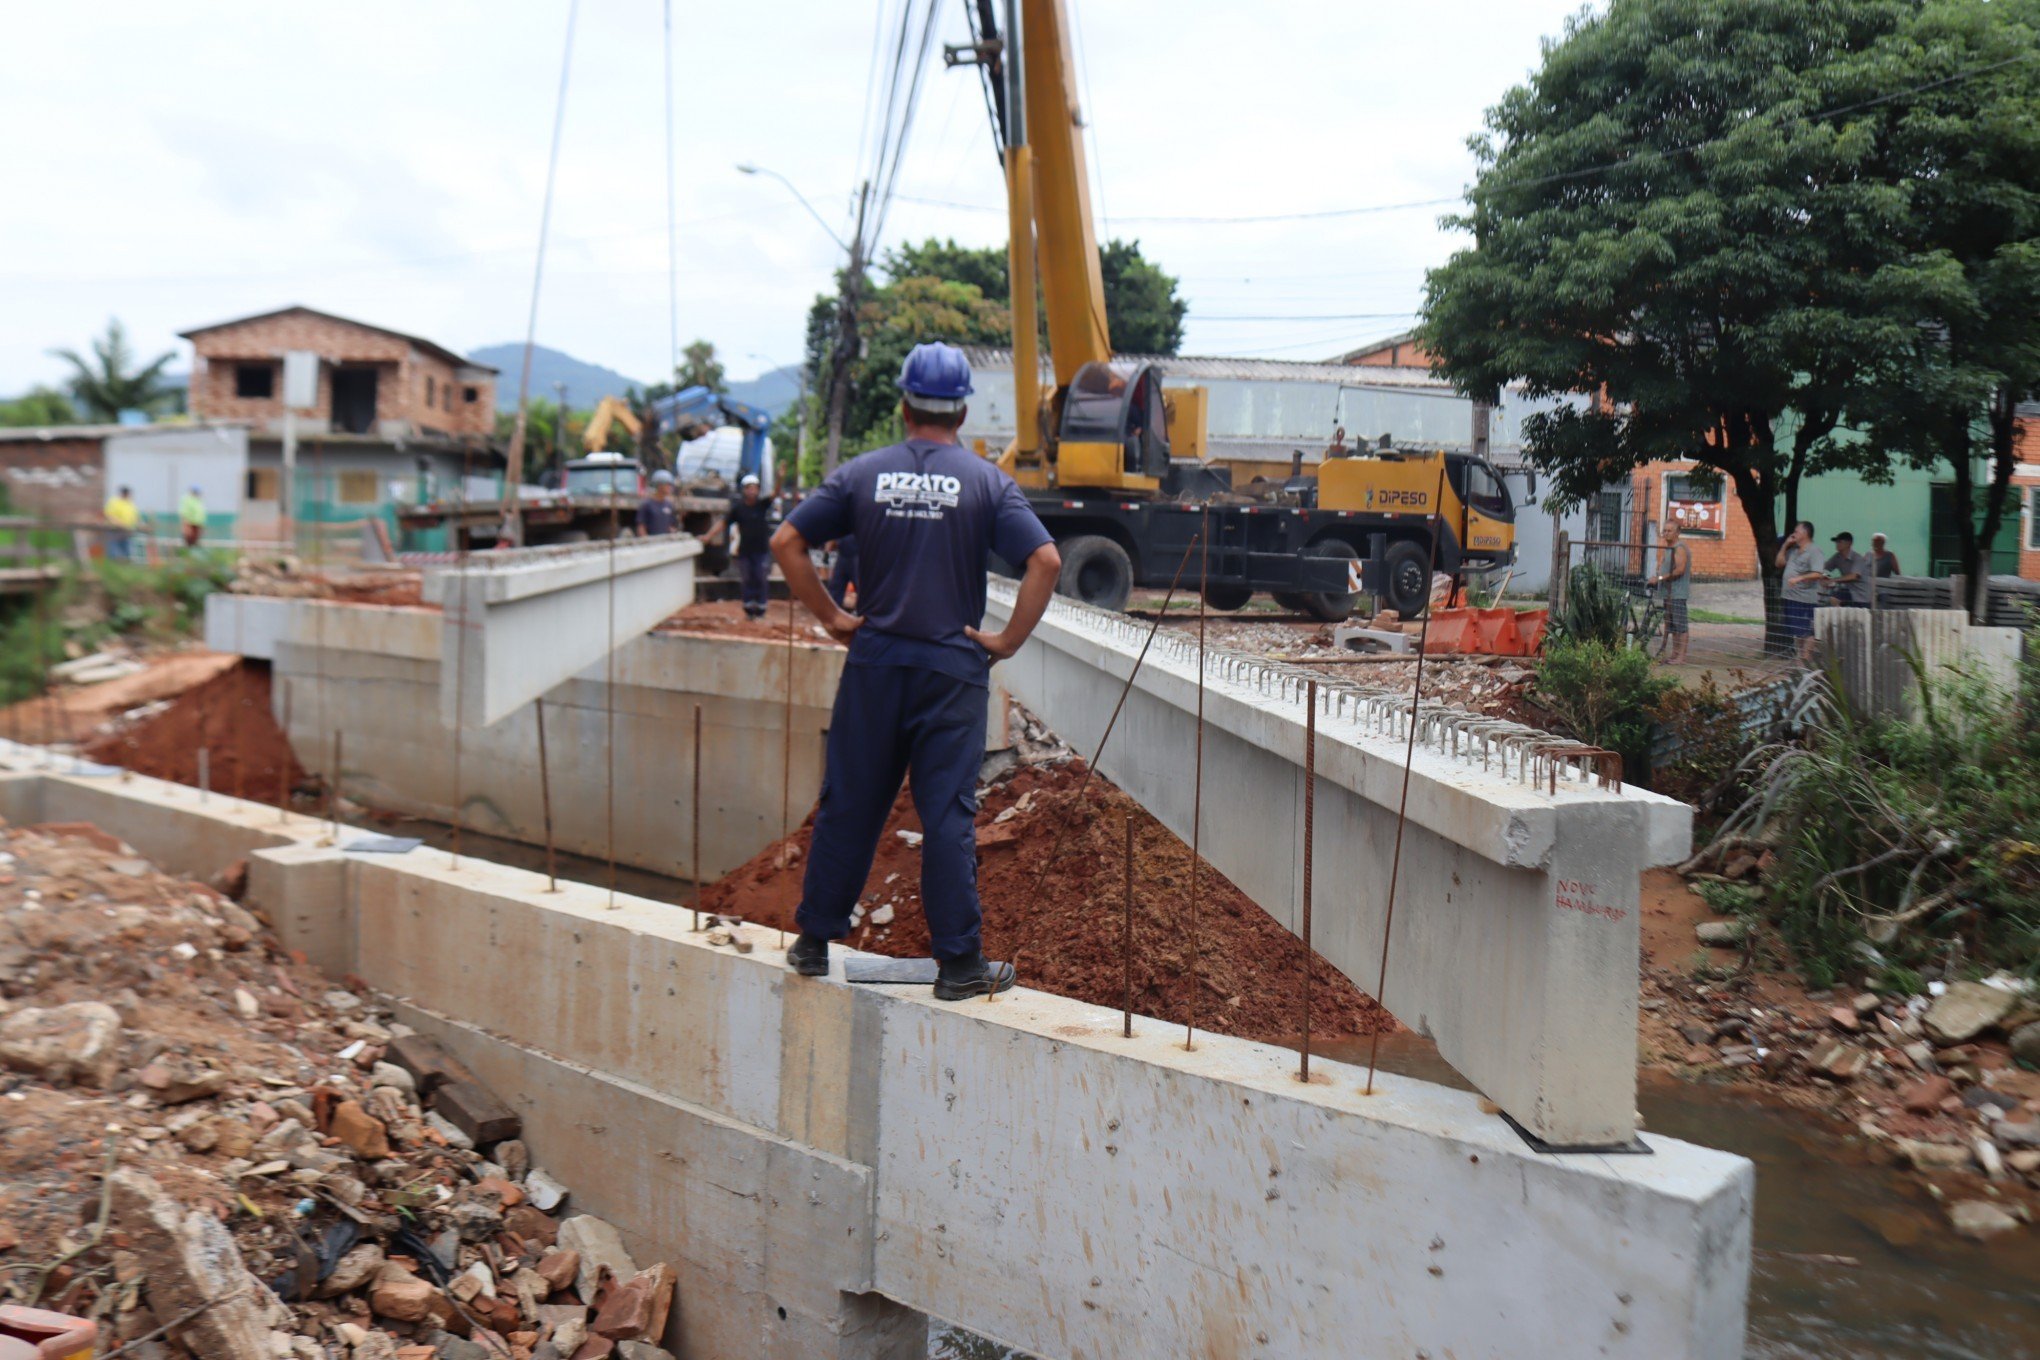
xmin=948 ymin=0 xmax=1517 ymax=618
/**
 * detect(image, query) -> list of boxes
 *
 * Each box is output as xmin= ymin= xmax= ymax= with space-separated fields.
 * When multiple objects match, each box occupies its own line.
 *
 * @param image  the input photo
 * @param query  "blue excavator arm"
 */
xmin=648 ymin=387 xmax=775 ymax=484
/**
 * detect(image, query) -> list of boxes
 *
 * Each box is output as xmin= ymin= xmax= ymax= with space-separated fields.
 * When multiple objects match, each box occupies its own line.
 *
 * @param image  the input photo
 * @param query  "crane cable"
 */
xmin=663 ymin=0 xmax=679 ymax=378
xmin=505 ymin=0 xmax=580 ymax=544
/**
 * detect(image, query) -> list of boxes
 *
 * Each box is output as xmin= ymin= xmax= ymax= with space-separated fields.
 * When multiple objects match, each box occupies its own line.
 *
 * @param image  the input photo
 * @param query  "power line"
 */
xmin=1188 ymin=311 xmax=1423 ymax=322
xmin=662 ymin=0 xmax=679 ymax=377
xmin=896 ymin=51 xmax=2038 ymax=227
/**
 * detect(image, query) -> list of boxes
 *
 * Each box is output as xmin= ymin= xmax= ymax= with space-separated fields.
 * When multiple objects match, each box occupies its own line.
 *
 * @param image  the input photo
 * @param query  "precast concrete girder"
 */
xmin=0 ymin=754 xmax=1752 ymax=1360
xmin=984 ymin=580 xmax=1693 ymax=1148
xmin=421 ymin=537 xmax=700 ymax=728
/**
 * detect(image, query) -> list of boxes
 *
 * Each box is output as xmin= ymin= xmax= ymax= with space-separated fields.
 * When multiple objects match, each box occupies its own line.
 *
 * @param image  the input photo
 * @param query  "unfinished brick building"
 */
xmin=182 ymin=306 xmax=496 ymax=441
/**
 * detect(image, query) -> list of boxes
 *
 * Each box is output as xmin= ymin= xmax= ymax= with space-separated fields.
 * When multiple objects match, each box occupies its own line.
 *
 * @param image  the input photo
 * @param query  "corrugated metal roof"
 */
xmin=957 ymin=346 xmax=1451 ymax=390
xmin=0 ymin=420 xmax=250 ymax=445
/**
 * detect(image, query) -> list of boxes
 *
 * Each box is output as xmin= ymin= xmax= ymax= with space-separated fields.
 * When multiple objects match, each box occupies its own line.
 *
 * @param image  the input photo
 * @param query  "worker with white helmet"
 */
xmin=769 ymin=342 xmax=1061 ymax=999
xmin=705 ymin=472 xmax=778 ymax=618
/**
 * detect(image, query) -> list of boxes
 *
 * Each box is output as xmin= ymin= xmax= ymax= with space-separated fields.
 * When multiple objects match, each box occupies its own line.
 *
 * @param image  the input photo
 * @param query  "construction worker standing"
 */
xmin=636 ymin=469 xmax=679 ymax=538
xmin=709 ymin=474 xmax=777 ymax=619
xmin=770 ymin=342 xmax=1061 ymax=999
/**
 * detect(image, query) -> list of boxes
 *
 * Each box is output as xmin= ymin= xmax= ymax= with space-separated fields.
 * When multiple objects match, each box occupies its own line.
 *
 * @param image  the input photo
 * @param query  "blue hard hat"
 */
xmin=898 ymin=342 xmax=973 ymax=411
xmin=650 ymin=469 xmax=675 ymax=486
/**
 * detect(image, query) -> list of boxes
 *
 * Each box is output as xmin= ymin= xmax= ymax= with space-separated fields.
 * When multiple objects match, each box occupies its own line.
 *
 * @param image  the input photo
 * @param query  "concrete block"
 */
xmin=985 ymin=582 xmax=1691 ymax=1147
xmin=394 ymin=1003 xmax=886 ymax=1359
xmin=427 ymin=538 xmax=701 ymax=728
xmin=245 ymin=842 xmax=352 ymax=977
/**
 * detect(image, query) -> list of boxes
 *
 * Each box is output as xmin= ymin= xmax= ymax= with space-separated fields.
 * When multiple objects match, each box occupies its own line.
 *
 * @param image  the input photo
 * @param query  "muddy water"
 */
xmin=1332 ymin=1034 xmax=2040 ymax=1360
xmin=346 ymin=815 xmax=2040 ymax=1356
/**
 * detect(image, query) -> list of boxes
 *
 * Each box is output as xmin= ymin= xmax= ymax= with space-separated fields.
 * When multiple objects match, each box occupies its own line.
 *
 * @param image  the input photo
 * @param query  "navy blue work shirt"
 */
xmin=635 ymin=496 xmax=678 ymax=536
xmin=727 ymin=494 xmax=777 ymax=556
xmin=786 ymin=438 xmax=1052 ymax=686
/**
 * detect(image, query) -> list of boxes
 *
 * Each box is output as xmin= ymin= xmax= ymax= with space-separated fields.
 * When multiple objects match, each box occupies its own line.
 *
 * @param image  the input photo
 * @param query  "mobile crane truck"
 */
xmin=947 ymin=0 xmax=1517 ymax=620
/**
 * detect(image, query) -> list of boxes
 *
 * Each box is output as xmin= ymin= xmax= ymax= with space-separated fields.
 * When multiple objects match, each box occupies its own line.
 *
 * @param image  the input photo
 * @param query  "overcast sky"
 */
xmin=2 ymin=1 xmax=1592 ymax=395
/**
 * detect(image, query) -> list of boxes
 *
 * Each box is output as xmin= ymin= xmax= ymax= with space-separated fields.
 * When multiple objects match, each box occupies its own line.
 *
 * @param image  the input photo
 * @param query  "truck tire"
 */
xmin=1201 ymin=582 xmax=1253 ymax=611
xmin=1383 ymin=539 xmax=1431 ymax=618
xmin=1057 ymin=535 xmax=1134 ymax=612
xmin=1299 ymin=538 xmax=1362 ymax=622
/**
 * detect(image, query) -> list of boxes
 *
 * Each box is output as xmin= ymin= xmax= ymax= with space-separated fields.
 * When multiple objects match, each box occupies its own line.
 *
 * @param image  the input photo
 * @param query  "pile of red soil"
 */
xmin=705 ymin=763 xmax=1392 ymax=1045
xmin=83 ymin=661 xmax=308 ymax=802
xmin=655 ymin=599 xmax=841 ymax=646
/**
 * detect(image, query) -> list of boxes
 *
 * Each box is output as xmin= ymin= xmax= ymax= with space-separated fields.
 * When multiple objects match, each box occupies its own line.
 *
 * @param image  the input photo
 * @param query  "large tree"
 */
xmin=1420 ymin=0 xmax=1918 ymax=637
xmin=676 ymin=339 xmax=727 ymax=394
xmin=50 ymin=319 xmax=179 ymax=421
xmin=1849 ymin=0 xmax=2040 ymax=603
xmin=0 ymin=386 xmax=79 ymax=427
xmin=801 ymin=235 xmax=1188 ymax=453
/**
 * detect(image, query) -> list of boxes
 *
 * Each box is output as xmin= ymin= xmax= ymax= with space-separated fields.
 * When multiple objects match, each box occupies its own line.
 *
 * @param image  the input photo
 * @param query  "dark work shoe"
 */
xmin=933 ymin=951 xmax=1016 ymax=1001
xmin=786 ymin=933 xmax=831 ymax=977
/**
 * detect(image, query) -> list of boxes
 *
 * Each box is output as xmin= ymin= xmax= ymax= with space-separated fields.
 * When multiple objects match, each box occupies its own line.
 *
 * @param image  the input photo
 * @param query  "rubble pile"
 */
xmin=228 ymin=557 xmax=423 ymax=608
xmin=0 ymin=821 xmax=678 ymax=1357
xmin=1643 ymin=917 xmax=2040 ymax=1239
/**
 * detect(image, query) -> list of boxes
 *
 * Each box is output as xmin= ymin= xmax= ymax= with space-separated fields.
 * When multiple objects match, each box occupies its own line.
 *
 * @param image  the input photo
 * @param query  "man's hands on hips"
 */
xmin=965 ymin=625 xmax=1020 ymax=660
xmin=825 ymin=610 xmax=865 ymax=646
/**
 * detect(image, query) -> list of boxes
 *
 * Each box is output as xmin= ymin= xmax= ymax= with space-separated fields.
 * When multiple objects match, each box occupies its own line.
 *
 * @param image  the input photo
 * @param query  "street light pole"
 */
xmin=823 ymin=180 xmax=871 ymax=477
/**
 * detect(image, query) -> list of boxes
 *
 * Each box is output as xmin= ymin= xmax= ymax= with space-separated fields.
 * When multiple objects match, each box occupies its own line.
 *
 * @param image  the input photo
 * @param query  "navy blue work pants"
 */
xmin=737 ymin=551 xmax=771 ymax=614
xmin=796 ymin=663 xmax=987 ymax=959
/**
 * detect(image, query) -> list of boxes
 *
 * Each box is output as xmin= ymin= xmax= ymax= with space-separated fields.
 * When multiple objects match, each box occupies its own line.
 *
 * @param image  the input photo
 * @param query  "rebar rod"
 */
xmin=692 ymin=703 xmax=704 ymax=930
xmin=536 ymin=698 xmax=558 ymax=891
xmin=1365 ymin=463 xmax=1450 ymax=1095
xmin=1122 ymin=812 xmax=1135 ymax=1039
xmin=1186 ymin=507 xmax=1208 ymax=1051
xmin=1002 ymin=532 xmax=1204 ymax=997
xmin=606 ymin=499 xmax=619 ymax=908
xmin=1300 ymin=677 xmax=1315 ymax=1083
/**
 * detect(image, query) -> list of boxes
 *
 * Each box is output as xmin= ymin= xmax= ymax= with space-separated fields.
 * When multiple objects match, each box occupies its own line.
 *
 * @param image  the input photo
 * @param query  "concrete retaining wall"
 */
xmin=0 ymin=756 xmax=1753 ymax=1360
xmin=985 ymin=583 xmax=1692 ymax=1148
xmin=204 ymin=595 xmax=842 ymax=881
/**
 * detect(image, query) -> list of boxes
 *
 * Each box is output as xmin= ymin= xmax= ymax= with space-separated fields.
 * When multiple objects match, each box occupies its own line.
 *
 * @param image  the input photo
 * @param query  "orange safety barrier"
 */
xmin=0 ymin=1306 xmax=97 ymax=1360
xmin=1420 ymin=606 xmax=1546 ymax=658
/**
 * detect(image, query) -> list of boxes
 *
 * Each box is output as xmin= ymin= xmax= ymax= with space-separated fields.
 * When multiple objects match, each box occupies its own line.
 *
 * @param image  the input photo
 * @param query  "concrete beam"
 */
xmin=201 ymin=596 xmax=842 ymax=880
xmin=0 ymin=765 xmax=1750 ymax=1360
xmin=420 ymin=538 xmax=701 ymax=728
xmin=985 ymin=582 xmax=1692 ymax=1148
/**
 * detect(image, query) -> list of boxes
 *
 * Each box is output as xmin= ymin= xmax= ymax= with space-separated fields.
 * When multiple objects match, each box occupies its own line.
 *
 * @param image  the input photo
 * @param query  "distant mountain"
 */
xmin=468 ymin=344 xmax=646 ymax=413
xmin=468 ymin=345 xmax=802 ymax=419
xmin=726 ymin=366 xmax=803 ymax=418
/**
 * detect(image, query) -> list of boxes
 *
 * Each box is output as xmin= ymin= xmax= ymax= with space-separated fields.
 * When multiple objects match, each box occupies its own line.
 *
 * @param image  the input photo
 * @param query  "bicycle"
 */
xmin=1628 ymin=582 xmax=1672 ymax=659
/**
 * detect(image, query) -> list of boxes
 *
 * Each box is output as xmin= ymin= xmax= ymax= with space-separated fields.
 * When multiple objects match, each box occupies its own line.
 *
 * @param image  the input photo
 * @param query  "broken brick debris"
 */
xmin=0 ymin=817 xmax=678 ymax=1356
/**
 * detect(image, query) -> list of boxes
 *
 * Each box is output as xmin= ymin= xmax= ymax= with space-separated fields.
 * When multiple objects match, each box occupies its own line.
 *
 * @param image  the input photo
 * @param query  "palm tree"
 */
xmin=49 ymin=319 xmax=178 ymax=421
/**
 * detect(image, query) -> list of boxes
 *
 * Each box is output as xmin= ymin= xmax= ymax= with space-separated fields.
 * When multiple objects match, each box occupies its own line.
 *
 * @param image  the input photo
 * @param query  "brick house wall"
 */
xmin=0 ymin=434 xmax=106 ymax=522
xmin=1625 ymin=461 xmax=1761 ymax=580
xmin=1336 ymin=332 xmax=1439 ymax=369
xmin=184 ymin=307 xmax=495 ymax=440
xmin=2015 ymin=412 xmax=2040 ymax=582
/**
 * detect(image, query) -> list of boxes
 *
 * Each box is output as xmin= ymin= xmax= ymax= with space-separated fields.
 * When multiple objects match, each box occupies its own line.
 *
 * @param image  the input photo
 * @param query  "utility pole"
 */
xmin=553 ymin=381 xmax=568 ymax=475
xmin=822 ymin=180 xmax=872 ymax=477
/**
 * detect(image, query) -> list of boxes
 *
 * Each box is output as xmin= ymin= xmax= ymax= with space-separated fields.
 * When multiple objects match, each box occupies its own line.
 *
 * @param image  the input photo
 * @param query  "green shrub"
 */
xmin=1700 ymin=659 xmax=2040 ymax=984
xmin=1649 ymin=677 xmax=1756 ymax=811
xmin=1554 ymin=562 xmax=1628 ymax=647
xmin=1533 ymin=639 xmax=1674 ymax=778
xmin=1695 ymin=880 xmax=1759 ymax=917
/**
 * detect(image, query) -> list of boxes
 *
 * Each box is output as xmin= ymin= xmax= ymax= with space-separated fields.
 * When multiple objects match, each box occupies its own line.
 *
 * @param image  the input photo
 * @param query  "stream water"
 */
xmin=355 ymin=815 xmax=2040 ymax=1356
